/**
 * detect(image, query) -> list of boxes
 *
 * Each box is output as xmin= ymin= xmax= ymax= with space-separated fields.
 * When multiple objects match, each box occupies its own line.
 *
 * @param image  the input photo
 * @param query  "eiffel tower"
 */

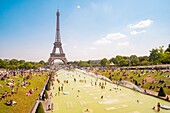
xmin=48 ymin=10 xmax=68 ymax=66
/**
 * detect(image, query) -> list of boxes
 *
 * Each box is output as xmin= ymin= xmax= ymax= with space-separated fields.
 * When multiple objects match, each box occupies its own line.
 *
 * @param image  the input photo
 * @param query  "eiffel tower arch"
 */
xmin=48 ymin=10 xmax=68 ymax=66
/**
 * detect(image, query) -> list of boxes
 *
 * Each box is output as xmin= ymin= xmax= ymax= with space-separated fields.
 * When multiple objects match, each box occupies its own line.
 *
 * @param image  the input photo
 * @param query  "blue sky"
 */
xmin=0 ymin=0 xmax=170 ymax=62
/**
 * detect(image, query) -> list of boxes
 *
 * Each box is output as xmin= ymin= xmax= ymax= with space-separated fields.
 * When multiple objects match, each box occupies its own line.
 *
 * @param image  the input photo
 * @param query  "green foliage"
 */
xmin=115 ymin=55 xmax=123 ymax=64
xmin=165 ymin=44 xmax=170 ymax=52
xmin=138 ymin=56 xmax=149 ymax=62
xmin=0 ymin=59 xmax=47 ymax=69
xmin=119 ymin=59 xmax=129 ymax=66
xmin=46 ymin=82 xmax=51 ymax=91
xmin=162 ymin=52 xmax=170 ymax=64
xmin=9 ymin=59 xmax=18 ymax=65
xmin=77 ymin=60 xmax=90 ymax=67
xmin=100 ymin=58 xmax=109 ymax=67
xmin=158 ymin=87 xmax=166 ymax=97
xmin=19 ymin=60 xmax=25 ymax=64
xmin=130 ymin=55 xmax=140 ymax=66
xmin=0 ymin=59 xmax=8 ymax=68
xmin=110 ymin=57 xmax=116 ymax=64
xmin=35 ymin=102 xmax=45 ymax=113
xmin=23 ymin=62 xmax=32 ymax=69
xmin=42 ymin=90 xmax=48 ymax=100
xmin=149 ymin=46 xmax=164 ymax=64
xmin=140 ymin=60 xmax=149 ymax=66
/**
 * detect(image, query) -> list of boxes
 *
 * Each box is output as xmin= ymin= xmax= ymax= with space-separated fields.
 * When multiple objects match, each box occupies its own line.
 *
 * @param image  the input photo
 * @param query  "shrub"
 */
xmin=158 ymin=87 xmax=166 ymax=97
xmin=46 ymin=82 xmax=51 ymax=91
xmin=35 ymin=102 xmax=45 ymax=113
xmin=44 ymin=90 xmax=48 ymax=99
xmin=42 ymin=90 xmax=48 ymax=100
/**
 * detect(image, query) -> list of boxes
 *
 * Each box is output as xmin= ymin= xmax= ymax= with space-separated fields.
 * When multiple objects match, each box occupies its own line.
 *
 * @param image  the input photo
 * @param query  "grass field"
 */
xmin=0 ymin=71 xmax=48 ymax=113
xmin=51 ymin=69 xmax=170 ymax=113
xmin=92 ymin=69 xmax=170 ymax=95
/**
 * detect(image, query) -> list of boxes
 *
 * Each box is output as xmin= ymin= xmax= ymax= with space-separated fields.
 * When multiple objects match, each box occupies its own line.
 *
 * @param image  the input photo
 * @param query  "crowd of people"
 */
xmin=0 ymin=69 xmax=48 ymax=108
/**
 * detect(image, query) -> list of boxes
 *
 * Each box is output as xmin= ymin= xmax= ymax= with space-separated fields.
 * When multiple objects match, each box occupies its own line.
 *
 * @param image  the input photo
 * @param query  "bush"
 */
xmin=42 ymin=90 xmax=48 ymax=100
xmin=35 ymin=102 xmax=45 ymax=113
xmin=44 ymin=90 xmax=48 ymax=99
xmin=46 ymin=82 xmax=51 ymax=91
xmin=158 ymin=87 xmax=166 ymax=97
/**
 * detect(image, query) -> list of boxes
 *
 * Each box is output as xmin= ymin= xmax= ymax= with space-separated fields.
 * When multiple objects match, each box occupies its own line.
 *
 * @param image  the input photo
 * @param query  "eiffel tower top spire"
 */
xmin=55 ymin=9 xmax=61 ymax=42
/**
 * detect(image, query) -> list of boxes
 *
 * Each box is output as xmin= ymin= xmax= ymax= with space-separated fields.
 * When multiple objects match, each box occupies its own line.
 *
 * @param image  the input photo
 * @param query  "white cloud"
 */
xmin=89 ymin=47 xmax=96 ymax=50
xmin=130 ymin=30 xmax=146 ymax=35
xmin=117 ymin=41 xmax=129 ymax=46
xmin=77 ymin=5 xmax=81 ymax=9
xmin=129 ymin=19 xmax=153 ymax=29
xmin=73 ymin=46 xmax=77 ymax=49
xmin=94 ymin=33 xmax=126 ymax=46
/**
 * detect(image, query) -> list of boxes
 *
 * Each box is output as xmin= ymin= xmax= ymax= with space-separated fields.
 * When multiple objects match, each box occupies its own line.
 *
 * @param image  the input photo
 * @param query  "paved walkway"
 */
xmin=41 ymin=89 xmax=52 ymax=113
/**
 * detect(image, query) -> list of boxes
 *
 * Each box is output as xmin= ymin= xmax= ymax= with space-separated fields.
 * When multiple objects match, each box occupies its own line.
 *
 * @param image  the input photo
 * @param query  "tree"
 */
xmin=100 ymin=58 xmax=109 ymax=67
xmin=140 ymin=60 xmax=149 ymax=66
xmin=39 ymin=60 xmax=45 ymax=64
xmin=35 ymin=102 xmax=45 ymax=113
xmin=130 ymin=55 xmax=140 ymax=66
xmin=32 ymin=65 xmax=38 ymax=69
xmin=158 ymin=87 xmax=166 ymax=97
xmin=9 ymin=59 xmax=18 ymax=65
xmin=110 ymin=57 xmax=116 ymax=64
xmin=138 ymin=56 xmax=149 ymax=62
xmin=8 ymin=65 xmax=17 ymax=70
xmin=115 ymin=55 xmax=123 ymax=65
xmin=162 ymin=52 xmax=170 ymax=64
xmin=23 ymin=62 xmax=32 ymax=69
xmin=0 ymin=59 xmax=8 ymax=68
xmin=149 ymin=47 xmax=164 ymax=64
xmin=19 ymin=60 xmax=25 ymax=64
xmin=77 ymin=60 xmax=89 ymax=67
xmin=165 ymin=44 xmax=170 ymax=53
xmin=119 ymin=59 xmax=129 ymax=66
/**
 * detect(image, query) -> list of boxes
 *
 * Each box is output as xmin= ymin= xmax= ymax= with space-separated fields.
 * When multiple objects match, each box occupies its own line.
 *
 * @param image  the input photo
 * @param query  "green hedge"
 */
xmin=158 ymin=87 xmax=166 ymax=97
xmin=46 ymin=82 xmax=51 ymax=91
xmin=42 ymin=90 xmax=48 ymax=100
xmin=35 ymin=102 xmax=45 ymax=113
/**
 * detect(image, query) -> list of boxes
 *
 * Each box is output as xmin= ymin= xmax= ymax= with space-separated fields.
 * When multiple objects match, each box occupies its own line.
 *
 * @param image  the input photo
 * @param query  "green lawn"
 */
xmin=51 ymin=70 xmax=170 ymax=113
xmin=94 ymin=69 xmax=170 ymax=95
xmin=0 ymin=71 xmax=48 ymax=113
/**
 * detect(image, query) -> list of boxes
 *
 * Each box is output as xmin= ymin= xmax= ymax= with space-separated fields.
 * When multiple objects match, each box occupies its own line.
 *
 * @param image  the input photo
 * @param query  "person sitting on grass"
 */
xmin=29 ymin=89 xmax=34 ymax=94
xmin=5 ymin=100 xmax=12 ymax=106
xmin=2 ymin=91 xmax=8 ymax=99
xmin=5 ymin=99 xmax=17 ymax=106
xmin=0 ymin=84 xmax=3 ymax=88
xmin=10 ymin=99 xmax=17 ymax=105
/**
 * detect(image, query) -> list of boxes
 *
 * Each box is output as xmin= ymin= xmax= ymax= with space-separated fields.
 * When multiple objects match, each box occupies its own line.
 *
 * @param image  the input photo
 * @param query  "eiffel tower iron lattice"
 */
xmin=48 ymin=10 xmax=68 ymax=66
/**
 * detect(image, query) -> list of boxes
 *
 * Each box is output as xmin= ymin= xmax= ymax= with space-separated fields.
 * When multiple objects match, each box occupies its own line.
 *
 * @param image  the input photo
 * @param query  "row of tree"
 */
xmin=68 ymin=44 xmax=170 ymax=67
xmin=1 ymin=44 xmax=170 ymax=69
xmin=0 ymin=59 xmax=47 ymax=70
